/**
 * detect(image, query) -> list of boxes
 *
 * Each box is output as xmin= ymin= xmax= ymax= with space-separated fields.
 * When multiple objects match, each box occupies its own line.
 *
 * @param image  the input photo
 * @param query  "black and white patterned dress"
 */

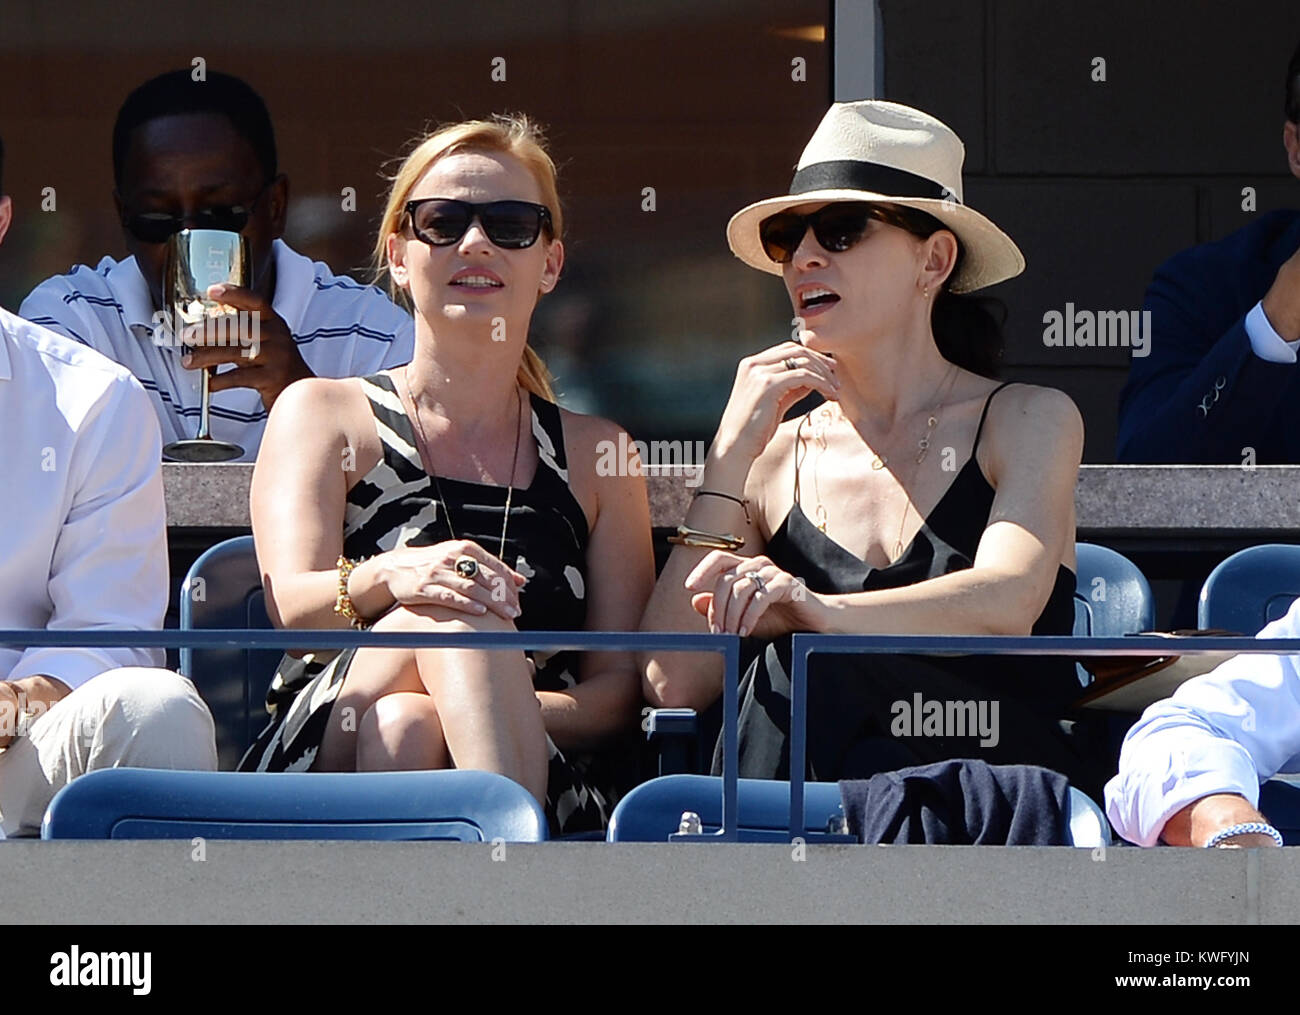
xmin=238 ymin=372 xmax=610 ymax=835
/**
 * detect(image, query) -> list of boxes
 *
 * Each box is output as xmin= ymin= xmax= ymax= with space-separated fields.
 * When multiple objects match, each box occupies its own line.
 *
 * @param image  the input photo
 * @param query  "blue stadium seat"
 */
xmin=606 ymin=773 xmax=1110 ymax=847
xmin=41 ymin=768 xmax=548 ymax=841
xmin=1073 ymin=542 xmax=1155 ymax=637
xmin=1072 ymin=542 xmax=1155 ymax=689
xmin=607 ymin=774 xmax=852 ymax=843
xmin=179 ymin=536 xmax=279 ymax=769
xmin=1198 ymin=544 xmax=1300 ymax=635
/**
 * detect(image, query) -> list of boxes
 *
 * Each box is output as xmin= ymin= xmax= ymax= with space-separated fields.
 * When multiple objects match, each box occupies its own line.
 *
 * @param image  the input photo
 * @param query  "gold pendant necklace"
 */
xmin=403 ymin=366 xmax=522 ymax=562
xmin=892 ymin=364 xmax=959 ymax=560
xmin=810 ymin=404 xmax=833 ymax=531
xmin=799 ymin=364 xmax=959 ymax=554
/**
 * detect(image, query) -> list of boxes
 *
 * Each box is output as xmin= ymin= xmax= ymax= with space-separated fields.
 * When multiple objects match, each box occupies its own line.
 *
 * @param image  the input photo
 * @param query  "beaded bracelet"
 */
xmin=334 ymin=555 xmax=371 ymax=630
xmin=1205 ymin=821 xmax=1283 ymax=848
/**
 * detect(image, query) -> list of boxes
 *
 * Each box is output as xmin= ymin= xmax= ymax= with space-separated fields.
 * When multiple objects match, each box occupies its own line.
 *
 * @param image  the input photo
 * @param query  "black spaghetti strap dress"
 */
xmin=238 ymin=373 xmax=612 ymax=835
xmin=710 ymin=382 xmax=1109 ymax=802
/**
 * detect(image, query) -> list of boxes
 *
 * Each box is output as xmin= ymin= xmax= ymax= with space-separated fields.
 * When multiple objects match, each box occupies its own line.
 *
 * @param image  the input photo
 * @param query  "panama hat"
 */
xmin=726 ymin=100 xmax=1024 ymax=293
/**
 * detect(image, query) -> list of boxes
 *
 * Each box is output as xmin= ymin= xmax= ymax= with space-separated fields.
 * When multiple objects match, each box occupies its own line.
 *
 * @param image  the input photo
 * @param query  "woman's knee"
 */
xmin=361 ymin=693 xmax=440 ymax=739
xmin=358 ymin=693 xmax=446 ymax=768
xmin=372 ymin=602 xmax=517 ymax=635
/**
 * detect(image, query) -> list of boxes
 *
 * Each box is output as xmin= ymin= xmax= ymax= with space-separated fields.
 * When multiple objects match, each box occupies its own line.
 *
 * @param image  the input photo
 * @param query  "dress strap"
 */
xmin=971 ymin=381 xmax=1014 ymax=458
xmin=358 ymin=372 xmax=425 ymax=481
xmin=528 ymin=392 xmax=571 ymax=483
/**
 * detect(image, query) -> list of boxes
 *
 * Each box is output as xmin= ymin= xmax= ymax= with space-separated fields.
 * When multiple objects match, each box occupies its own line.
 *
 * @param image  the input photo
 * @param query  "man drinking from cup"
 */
xmin=20 ymin=69 xmax=414 ymax=461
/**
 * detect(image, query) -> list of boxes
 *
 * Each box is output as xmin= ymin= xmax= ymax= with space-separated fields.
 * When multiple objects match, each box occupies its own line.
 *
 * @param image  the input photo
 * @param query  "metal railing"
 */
xmin=787 ymin=633 xmax=1300 ymax=841
xmin=0 ymin=628 xmax=744 ymax=836
xmin=9 ymin=628 xmax=1300 ymax=842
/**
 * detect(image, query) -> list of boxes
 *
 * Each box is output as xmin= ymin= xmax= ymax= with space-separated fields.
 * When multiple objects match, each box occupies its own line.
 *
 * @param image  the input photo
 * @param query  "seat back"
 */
xmin=607 ymin=774 xmax=852 ymax=843
xmin=607 ymin=774 xmax=1109 ymax=847
xmin=1072 ymin=542 xmax=1155 ymax=690
xmin=41 ymin=768 xmax=548 ymax=842
xmin=179 ymin=536 xmax=280 ymax=769
xmin=1072 ymin=543 xmax=1154 ymax=637
xmin=1198 ymin=544 xmax=1300 ymax=635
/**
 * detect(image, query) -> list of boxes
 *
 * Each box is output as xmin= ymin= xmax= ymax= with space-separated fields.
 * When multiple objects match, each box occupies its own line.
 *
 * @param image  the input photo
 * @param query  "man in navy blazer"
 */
xmin=1118 ymin=42 xmax=1300 ymax=463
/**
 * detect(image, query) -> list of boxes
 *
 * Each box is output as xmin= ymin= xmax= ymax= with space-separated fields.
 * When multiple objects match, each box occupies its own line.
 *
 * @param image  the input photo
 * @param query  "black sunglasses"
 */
xmin=404 ymin=198 xmax=553 ymax=250
xmin=122 ymin=182 xmax=273 ymax=244
xmin=758 ymin=202 xmax=895 ymax=264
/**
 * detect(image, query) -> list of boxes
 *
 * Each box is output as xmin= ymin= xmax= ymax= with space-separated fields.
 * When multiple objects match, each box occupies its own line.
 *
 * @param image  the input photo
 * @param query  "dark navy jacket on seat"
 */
xmin=1118 ymin=208 xmax=1300 ymax=463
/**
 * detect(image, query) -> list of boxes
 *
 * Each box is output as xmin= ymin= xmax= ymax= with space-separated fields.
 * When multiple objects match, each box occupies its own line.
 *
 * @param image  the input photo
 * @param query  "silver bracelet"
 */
xmin=1205 ymin=821 xmax=1284 ymax=848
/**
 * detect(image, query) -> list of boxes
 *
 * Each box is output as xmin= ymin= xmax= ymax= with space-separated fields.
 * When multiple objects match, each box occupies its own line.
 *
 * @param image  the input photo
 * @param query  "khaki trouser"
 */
xmin=0 ymin=668 xmax=217 ymax=837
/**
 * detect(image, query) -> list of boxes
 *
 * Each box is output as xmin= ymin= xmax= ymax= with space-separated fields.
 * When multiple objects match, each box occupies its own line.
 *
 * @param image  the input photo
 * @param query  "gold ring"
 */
xmin=455 ymin=557 xmax=479 ymax=579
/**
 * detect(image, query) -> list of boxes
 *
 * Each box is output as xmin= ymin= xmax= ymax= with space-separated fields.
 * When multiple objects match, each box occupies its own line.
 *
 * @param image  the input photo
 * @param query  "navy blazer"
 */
xmin=1117 ymin=208 xmax=1300 ymax=463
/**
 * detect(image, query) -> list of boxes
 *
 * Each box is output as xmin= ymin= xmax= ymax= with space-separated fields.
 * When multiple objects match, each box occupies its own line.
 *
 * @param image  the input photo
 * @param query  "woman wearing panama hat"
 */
xmin=640 ymin=100 xmax=1106 ymax=798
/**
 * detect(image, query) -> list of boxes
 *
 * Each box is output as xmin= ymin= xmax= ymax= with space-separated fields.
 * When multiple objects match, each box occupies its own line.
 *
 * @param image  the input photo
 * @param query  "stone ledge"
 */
xmin=0 ymin=839 xmax=1291 ymax=924
xmin=163 ymin=464 xmax=1300 ymax=534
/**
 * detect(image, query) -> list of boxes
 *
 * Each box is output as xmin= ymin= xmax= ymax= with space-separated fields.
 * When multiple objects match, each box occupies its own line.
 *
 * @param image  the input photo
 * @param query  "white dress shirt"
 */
xmin=1245 ymin=300 xmax=1300 ymax=363
xmin=0 ymin=306 xmax=167 ymax=688
xmin=19 ymin=239 xmax=414 ymax=461
xmin=1105 ymin=597 xmax=1300 ymax=846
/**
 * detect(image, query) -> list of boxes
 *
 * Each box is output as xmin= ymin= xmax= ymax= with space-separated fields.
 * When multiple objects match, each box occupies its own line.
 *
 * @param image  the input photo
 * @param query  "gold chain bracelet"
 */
xmin=334 ymin=555 xmax=370 ymax=629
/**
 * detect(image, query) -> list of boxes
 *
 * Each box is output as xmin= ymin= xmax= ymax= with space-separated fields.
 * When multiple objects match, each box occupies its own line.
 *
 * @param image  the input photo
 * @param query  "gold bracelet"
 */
xmin=334 ymin=555 xmax=370 ymax=629
xmin=666 ymin=525 xmax=745 ymax=551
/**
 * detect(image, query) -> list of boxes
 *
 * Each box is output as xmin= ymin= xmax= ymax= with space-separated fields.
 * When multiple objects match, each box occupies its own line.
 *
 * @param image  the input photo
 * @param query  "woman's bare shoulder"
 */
xmin=983 ymin=382 xmax=1083 ymax=434
xmin=553 ymin=405 xmax=637 ymax=524
xmin=554 ymin=404 xmax=634 ymax=478
xmin=980 ymin=382 xmax=1084 ymax=473
xmin=271 ymin=374 xmax=369 ymax=418
xmin=263 ymin=374 xmax=378 ymax=457
xmin=556 ymin=404 xmax=626 ymax=446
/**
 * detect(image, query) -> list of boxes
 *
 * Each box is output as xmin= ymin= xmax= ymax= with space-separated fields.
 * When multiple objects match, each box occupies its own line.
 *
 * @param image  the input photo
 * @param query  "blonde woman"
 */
xmin=239 ymin=115 xmax=655 ymax=835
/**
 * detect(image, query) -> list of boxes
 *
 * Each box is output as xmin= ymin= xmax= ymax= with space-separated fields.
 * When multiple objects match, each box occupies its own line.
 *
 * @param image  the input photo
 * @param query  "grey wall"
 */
xmin=878 ymin=0 xmax=1300 ymax=462
xmin=4 ymin=839 xmax=1296 ymax=924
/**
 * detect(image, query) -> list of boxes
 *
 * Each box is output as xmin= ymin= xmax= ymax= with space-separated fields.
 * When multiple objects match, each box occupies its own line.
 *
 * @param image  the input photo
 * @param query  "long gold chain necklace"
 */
xmin=891 ymin=364 xmax=959 ymax=559
xmin=803 ymin=363 xmax=959 ymax=549
xmin=403 ymin=366 xmax=522 ymax=561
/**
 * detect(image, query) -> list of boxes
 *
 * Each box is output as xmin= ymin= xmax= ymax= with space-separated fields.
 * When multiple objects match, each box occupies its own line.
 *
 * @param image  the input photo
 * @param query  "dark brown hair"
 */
xmin=873 ymin=203 xmax=1006 ymax=378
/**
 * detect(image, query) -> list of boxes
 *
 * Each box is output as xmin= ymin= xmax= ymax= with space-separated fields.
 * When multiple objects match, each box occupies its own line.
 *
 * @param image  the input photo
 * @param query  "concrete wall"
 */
xmin=3 ymin=839 xmax=1294 ymax=923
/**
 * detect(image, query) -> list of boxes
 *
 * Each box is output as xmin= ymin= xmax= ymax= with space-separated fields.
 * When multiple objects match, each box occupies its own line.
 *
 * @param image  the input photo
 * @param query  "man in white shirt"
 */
xmin=0 ymin=138 xmax=216 ymax=837
xmin=1105 ymin=597 xmax=1300 ymax=847
xmin=20 ymin=69 xmax=413 ymax=461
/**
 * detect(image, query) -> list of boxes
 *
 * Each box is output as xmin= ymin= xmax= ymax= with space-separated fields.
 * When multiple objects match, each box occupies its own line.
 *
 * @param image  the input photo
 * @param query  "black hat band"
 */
xmin=789 ymin=160 xmax=954 ymax=202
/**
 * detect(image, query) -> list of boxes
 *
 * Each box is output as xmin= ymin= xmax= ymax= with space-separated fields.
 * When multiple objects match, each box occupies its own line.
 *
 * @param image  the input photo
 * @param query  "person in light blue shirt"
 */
xmin=1106 ymin=597 xmax=1300 ymax=847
